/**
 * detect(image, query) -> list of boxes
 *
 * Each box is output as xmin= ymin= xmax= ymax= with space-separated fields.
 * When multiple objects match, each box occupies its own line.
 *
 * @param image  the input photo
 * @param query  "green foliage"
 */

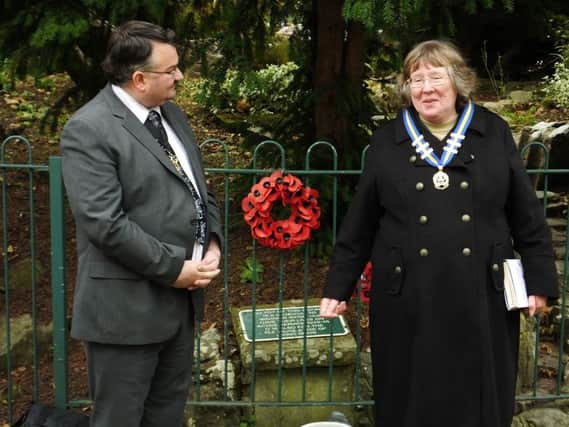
xmin=542 ymin=61 xmax=569 ymax=108
xmin=181 ymin=1 xmax=296 ymax=73
xmin=0 ymin=58 xmax=12 ymax=90
xmin=365 ymin=77 xmax=398 ymax=120
xmin=240 ymin=257 xmax=264 ymax=284
xmin=343 ymin=0 xmax=376 ymax=27
xmin=14 ymin=100 xmax=49 ymax=126
xmin=382 ymin=1 xmax=396 ymax=24
xmin=540 ymin=13 xmax=569 ymax=108
xmin=29 ymin=13 xmax=89 ymax=47
xmin=192 ymin=61 xmax=301 ymax=120
xmin=264 ymin=37 xmax=291 ymax=65
xmin=239 ymin=413 xmax=256 ymax=427
xmin=499 ymin=104 xmax=540 ymax=128
xmin=550 ymin=14 xmax=569 ymax=61
xmin=0 ymin=0 xmax=181 ymax=131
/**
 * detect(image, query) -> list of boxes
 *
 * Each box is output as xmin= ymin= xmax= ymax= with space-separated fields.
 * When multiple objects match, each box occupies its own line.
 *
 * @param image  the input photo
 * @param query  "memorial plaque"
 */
xmin=238 ymin=305 xmax=349 ymax=342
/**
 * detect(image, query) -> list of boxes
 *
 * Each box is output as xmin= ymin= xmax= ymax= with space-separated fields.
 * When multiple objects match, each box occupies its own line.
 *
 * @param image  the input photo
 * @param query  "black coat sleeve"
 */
xmin=503 ymin=120 xmax=558 ymax=298
xmin=322 ymin=140 xmax=384 ymax=302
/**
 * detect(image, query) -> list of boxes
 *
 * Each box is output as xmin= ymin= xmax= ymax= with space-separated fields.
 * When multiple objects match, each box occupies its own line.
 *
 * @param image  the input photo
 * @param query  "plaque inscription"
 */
xmin=238 ymin=305 xmax=349 ymax=342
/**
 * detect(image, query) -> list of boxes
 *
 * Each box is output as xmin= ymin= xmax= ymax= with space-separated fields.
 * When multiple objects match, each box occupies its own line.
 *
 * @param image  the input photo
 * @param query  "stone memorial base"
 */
xmin=231 ymin=299 xmax=357 ymax=427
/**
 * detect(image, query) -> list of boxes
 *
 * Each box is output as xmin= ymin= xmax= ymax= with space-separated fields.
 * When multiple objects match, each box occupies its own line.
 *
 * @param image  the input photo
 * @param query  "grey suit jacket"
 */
xmin=61 ymin=84 xmax=222 ymax=344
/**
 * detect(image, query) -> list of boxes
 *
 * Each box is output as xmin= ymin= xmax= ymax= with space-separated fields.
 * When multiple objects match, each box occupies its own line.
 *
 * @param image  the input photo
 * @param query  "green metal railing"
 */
xmin=1 ymin=136 xmax=48 ymax=423
xmin=1 ymin=137 xmax=568 ymax=425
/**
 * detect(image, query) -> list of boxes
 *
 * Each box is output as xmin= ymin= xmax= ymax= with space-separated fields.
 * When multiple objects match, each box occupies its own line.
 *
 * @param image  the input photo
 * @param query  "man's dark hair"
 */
xmin=101 ymin=20 xmax=176 ymax=85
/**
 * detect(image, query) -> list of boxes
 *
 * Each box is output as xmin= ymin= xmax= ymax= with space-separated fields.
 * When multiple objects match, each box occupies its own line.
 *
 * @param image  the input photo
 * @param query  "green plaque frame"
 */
xmin=238 ymin=305 xmax=349 ymax=342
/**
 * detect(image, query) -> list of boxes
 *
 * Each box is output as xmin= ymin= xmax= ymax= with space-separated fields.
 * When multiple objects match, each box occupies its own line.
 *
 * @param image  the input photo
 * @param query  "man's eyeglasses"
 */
xmin=142 ymin=67 xmax=181 ymax=77
xmin=408 ymin=75 xmax=448 ymax=89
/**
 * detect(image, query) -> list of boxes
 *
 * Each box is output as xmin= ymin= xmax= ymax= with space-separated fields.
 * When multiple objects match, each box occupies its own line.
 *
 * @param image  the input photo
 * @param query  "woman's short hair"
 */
xmin=101 ymin=20 xmax=177 ymax=85
xmin=397 ymin=40 xmax=476 ymax=109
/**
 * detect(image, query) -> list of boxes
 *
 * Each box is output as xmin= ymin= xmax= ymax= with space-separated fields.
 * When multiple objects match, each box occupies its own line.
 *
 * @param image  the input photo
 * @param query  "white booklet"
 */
xmin=503 ymin=259 xmax=529 ymax=311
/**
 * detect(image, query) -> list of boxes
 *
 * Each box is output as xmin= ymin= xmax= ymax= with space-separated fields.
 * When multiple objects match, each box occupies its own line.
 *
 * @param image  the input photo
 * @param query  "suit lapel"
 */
xmin=124 ymin=114 xmax=185 ymax=178
xmin=102 ymin=85 xmax=189 ymax=183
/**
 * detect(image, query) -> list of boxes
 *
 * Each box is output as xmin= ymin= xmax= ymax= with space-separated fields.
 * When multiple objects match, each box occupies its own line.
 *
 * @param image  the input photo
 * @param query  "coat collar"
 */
xmin=393 ymin=102 xmax=487 ymax=167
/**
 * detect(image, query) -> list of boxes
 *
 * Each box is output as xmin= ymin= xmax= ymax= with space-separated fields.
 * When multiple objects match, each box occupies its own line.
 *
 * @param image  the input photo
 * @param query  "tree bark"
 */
xmin=313 ymin=1 xmax=366 ymax=156
xmin=313 ymin=0 xmax=347 ymax=146
xmin=344 ymin=21 xmax=365 ymax=88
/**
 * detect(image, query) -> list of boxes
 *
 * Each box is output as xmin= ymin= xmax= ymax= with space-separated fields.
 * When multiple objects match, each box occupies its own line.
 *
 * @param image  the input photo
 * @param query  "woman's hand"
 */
xmin=525 ymin=295 xmax=547 ymax=317
xmin=320 ymin=298 xmax=347 ymax=318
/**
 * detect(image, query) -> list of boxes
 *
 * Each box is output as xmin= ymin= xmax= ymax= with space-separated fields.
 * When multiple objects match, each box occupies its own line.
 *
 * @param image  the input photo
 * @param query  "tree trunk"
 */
xmin=344 ymin=21 xmax=365 ymax=88
xmin=313 ymin=0 xmax=347 ymax=146
xmin=313 ymin=1 xmax=366 ymax=157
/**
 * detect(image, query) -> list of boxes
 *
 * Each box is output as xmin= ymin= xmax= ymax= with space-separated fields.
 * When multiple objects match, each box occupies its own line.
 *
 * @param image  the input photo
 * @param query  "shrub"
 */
xmin=192 ymin=62 xmax=300 ymax=116
xmin=542 ymin=60 xmax=569 ymax=108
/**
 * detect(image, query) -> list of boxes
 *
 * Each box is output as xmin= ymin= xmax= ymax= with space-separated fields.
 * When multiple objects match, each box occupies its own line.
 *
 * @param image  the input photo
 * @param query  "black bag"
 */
xmin=12 ymin=403 xmax=89 ymax=427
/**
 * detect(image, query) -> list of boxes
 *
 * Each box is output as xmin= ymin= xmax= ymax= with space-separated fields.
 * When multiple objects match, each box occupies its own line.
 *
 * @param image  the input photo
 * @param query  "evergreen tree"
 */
xmin=0 ymin=0 xmax=181 ymax=124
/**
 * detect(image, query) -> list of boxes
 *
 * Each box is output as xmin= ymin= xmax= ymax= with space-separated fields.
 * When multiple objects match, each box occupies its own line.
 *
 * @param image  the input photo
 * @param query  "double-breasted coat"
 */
xmin=323 ymin=104 xmax=558 ymax=427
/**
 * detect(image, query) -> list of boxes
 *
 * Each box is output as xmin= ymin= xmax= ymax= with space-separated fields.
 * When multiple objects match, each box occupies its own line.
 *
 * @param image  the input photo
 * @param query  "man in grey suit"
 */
xmin=60 ymin=21 xmax=222 ymax=426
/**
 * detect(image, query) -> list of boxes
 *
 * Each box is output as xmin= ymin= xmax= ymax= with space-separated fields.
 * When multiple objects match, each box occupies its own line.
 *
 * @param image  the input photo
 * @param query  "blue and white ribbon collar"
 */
xmin=403 ymin=100 xmax=474 ymax=169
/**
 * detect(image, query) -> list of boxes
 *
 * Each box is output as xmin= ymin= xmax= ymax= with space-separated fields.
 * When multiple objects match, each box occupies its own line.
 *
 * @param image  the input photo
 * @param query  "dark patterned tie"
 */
xmin=144 ymin=110 xmax=207 ymax=246
xmin=145 ymin=110 xmax=170 ymax=150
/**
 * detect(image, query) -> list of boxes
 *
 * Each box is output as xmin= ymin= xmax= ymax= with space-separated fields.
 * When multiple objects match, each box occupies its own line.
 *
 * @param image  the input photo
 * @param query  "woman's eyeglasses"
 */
xmin=408 ymin=75 xmax=448 ymax=89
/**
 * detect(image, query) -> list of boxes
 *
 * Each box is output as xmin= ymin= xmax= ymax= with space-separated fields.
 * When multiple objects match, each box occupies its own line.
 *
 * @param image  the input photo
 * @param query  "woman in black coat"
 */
xmin=320 ymin=40 xmax=558 ymax=427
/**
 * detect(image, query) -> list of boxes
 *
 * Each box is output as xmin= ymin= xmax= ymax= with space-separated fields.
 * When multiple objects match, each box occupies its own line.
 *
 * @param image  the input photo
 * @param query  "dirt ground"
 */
xmin=0 ymin=75 xmax=568 ymax=424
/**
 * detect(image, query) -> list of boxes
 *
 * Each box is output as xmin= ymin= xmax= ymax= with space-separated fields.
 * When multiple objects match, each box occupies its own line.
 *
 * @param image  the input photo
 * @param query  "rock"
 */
xmin=196 ymin=325 xmax=221 ymax=363
xmin=512 ymin=408 xmax=569 ymax=426
xmin=510 ymin=90 xmax=533 ymax=104
xmin=0 ymin=257 xmax=45 ymax=291
xmin=517 ymin=314 xmax=536 ymax=393
xmin=358 ymin=350 xmax=374 ymax=426
xmin=551 ymin=123 xmax=569 ymax=140
xmin=187 ymin=326 xmax=241 ymax=427
xmin=535 ymin=191 xmax=560 ymax=202
xmin=517 ymin=120 xmax=569 ymax=192
xmin=551 ymin=308 xmax=569 ymax=354
xmin=0 ymin=314 xmax=52 ymax=373
xmin=547 ymin=217 xmax=568 ymax=230
xmin=481 ymin=100 xmax=512 ymax=112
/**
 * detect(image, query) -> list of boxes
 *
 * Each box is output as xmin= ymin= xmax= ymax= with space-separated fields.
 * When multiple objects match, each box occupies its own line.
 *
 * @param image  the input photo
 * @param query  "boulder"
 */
xmin=512 ymin=408 xmax=569 ymax=426
xmin=510 ymin=90 xmax=533 ymax=104
xmin=186 ymin=326 xmax=241 ymax=427
xmin=481 ymin=100 xmax=513 ymax=112
xmin=0 ymin=314 xmax=52 ymax=373
xmin=517 ymin=314 xmax=536 ymax=394
xmin=517 ymin=121 xmax=569 ymax=192
xmin=0 ymin=257 xmax=45 ymax=291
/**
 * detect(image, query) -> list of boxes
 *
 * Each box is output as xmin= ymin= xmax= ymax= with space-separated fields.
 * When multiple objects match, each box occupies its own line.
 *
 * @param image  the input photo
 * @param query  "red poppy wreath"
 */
xmin=241 ymin=170 xmax=321 ymax=250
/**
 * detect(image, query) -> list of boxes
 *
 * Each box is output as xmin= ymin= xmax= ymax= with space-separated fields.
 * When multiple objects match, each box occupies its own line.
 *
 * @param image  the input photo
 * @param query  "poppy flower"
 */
xmin=242 ymin=194 xmax=256 ymax=213
xmin=250 ymin=181 xmax=273 ymax=203
xmin=282 ymin=173 xmax=302 ymax=193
